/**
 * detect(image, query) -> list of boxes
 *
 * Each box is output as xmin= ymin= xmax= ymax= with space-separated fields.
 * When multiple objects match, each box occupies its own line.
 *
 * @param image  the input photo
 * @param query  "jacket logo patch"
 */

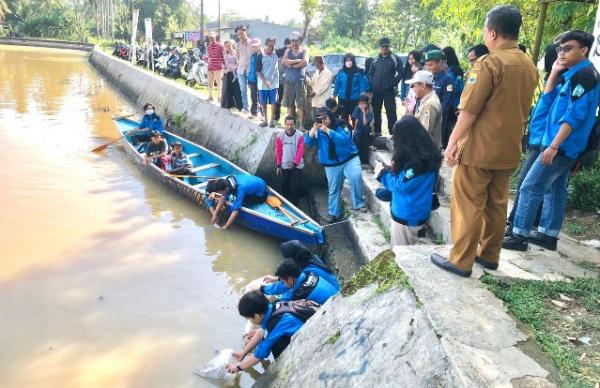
xmin=467 ymin=75 xmax=477 ymax=84
xmin=447 ymin=84 xmax=454 ymax=92
xmin=572 ymin=84 xmax=585 ymax=97
xmin=405 ymin=168 xmax=414 ymax=179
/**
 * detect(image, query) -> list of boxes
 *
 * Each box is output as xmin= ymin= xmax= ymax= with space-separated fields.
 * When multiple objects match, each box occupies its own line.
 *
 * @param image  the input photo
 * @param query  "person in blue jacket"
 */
xmin=375 ymin=116 xmax=441 ymax=245
xmin=225 ymin=291 xmax=305 ymax=373
xmin=274 ymin=258 xmax=338 ymax=304
xmin=248 ymin=39 xmax=261 ymax=116
xmin=505 ymin=42 xmax=560 ymax=236
xmin=132 ymin=103 xmax=165 ymax=145
xmin=261 ymin=240 xmax=340 ymax=299
xmin=305 ymin=108 xmax=366 ymax=223
xmin=205 ymin=174 xmax=268 ymax=230
xmin=504 ymin=30 xmax=600 ymax=252
xmin=334 ymin=53 xmax=368 ymax=123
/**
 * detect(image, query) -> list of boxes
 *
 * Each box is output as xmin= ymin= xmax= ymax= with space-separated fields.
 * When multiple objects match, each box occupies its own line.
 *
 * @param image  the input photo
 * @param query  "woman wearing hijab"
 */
xmin=333 ymin=53 xmax=368 ymax=123
xmin=305 ymin=107 xmax=366 ymax=223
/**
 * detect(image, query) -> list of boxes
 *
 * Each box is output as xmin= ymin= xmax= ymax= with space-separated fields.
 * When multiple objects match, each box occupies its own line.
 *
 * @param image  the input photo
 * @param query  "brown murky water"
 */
xmin=0 ymin=45 xmax=281 ymax=388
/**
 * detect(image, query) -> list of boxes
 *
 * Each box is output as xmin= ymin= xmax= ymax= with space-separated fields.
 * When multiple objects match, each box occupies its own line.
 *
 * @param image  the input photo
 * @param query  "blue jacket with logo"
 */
xmin=334 ymin=70 xmax=368 ymax=100
xmin=540 ymin=59 xmax=600 ymax=159
xmin=138 ymin=113 xmax=165 ymax=134
xmin=281 ymin=272 xmax=338 ymax=305
xmin=304 ymin=126 xmax=359 ymax=167
xmin=254 ymin=303 xmax=304 ymax=359
xmin=262 ymin=259 xmax=341 ymax=299
xmin=433 ymin=71 xmax=454 ymax=124
xmin=205 ymin=174 xmax=267 ymax=211
xmin=378 ymin=167 xmax=436 ymax=226
xmin=248 ymin=53 xmax=258 ymax=83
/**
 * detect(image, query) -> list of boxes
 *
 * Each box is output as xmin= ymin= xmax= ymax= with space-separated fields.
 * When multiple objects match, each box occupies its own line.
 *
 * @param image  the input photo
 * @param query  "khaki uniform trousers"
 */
xmin=449 ymin=165 xmax=514 ymax=271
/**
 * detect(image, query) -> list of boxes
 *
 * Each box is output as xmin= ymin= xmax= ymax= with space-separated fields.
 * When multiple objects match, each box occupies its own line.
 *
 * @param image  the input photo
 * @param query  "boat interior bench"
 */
xmin=191 ymin=162 xmax=220 ymax=173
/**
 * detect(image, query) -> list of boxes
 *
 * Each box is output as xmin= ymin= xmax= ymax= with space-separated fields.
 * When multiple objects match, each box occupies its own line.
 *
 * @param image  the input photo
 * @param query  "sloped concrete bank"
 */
xmin=88 ymin=46 xmax=324 ymax=186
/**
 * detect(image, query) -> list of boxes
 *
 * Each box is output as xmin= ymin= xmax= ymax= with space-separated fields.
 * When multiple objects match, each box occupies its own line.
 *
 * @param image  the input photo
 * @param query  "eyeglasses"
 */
xmin=556 ymin=45 xmax=580 ymax=54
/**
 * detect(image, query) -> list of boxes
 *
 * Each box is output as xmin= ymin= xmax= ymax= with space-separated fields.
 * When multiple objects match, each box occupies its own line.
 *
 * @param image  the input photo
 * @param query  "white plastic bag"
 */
xmin=193 ymin=349 xmax=235 ymax=385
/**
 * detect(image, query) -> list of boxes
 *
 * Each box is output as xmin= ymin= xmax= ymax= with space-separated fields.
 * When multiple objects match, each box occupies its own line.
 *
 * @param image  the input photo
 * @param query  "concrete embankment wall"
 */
xmin=88 ymin=46 xmax=325 ymax=186
xmin=0 ymin=37 xmax=94 ymax=52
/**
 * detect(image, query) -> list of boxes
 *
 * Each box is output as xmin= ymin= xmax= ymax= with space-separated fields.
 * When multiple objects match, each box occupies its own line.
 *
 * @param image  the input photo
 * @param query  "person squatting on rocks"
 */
xmin=375 ymin=116 xmax=441 ymax=246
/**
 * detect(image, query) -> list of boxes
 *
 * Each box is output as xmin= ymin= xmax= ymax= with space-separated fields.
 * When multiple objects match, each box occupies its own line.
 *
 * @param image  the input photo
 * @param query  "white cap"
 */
xmin=405 ymin=70 xmax=434 ymax=85
xmin=289 ymin=31 xmax=301 ymax=41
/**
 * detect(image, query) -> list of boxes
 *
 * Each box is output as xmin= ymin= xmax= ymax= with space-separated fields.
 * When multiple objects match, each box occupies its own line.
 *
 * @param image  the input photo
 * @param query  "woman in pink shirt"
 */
xmin=206 ymin=32 xmax=224 ymax=102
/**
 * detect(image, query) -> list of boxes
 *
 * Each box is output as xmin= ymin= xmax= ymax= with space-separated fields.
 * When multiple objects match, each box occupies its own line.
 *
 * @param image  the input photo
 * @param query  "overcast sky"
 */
xmin=193 ymin=0 xmax=303 ymax=24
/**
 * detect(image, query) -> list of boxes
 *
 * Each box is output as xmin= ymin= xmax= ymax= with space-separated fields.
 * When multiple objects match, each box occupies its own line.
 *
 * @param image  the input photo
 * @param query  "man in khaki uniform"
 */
xmin=431 ymin=5 xmax=538 ymax=277
xmin=405 ymin=70 xmax=442 ymax=148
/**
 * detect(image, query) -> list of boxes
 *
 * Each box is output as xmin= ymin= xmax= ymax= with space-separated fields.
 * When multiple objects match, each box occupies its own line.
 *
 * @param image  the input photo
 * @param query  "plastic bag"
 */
xmin=193 ymin=349 xmax=235 ymax=385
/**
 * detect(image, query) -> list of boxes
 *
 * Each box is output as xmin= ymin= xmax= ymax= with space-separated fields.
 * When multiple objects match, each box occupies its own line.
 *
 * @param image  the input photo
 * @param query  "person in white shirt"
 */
xmin=305 ymin=56 xmax=333 ymax=120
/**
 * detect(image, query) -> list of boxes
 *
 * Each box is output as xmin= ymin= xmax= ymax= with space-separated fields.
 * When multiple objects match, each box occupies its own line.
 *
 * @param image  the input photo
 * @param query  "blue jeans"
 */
xmin=324 ymin=156 xmax=365 ymax=217
xmin=237 ymin=71 xmax=249 ymax=111
xmin=512 ymin=153 xmax=575 ymax=238
xmin=507 ymin=148 xmax=541 ymax=224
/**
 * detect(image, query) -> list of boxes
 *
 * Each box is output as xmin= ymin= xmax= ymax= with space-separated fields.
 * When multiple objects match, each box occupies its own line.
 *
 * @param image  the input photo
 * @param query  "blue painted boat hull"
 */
xmin=112 ymin=118 xmax=325 ymax=245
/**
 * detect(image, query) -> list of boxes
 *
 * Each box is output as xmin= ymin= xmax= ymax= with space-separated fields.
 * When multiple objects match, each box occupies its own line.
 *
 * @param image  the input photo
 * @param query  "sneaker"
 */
xmin=502 ymin=233 xmax=529 ymax=251
xmin=269 ymin=121 xmax=277 ymax=128
xmin=504 ymin=222 xmax=513 ymax=237
xmin=326 ymin=214 xmax=338 ymax=224
xmin=355 ymin=206 xmax=368 ymax=213
xmin=241 ymin=108 xmax=249 ymax=114
xmin=259 ymin=121 xmax=268 ymax=127
xmin=529 ymin=232 xmax=558 ymax=251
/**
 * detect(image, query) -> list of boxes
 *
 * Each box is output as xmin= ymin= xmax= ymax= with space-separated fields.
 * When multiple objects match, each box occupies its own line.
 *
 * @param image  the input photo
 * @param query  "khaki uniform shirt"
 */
xmin=415 ymin=90 xmax=442 ymax=148
xmin=457 ymin=42 xmax=538 ymax=170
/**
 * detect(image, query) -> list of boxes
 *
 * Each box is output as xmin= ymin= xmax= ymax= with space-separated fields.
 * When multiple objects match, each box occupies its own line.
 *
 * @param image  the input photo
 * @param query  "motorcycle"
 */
xmin=185 ymin=57 xmax=208 ymax=87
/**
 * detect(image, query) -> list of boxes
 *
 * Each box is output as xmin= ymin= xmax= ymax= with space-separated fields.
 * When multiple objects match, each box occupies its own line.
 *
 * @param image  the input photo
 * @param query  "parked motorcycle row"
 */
xmin=112 ymin=42 xmax=208 ymax=87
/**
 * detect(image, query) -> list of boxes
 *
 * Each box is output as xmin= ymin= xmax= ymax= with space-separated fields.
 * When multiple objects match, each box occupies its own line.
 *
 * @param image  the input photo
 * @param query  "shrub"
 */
xmin=568 ymin=161 xmax=600 ymax=212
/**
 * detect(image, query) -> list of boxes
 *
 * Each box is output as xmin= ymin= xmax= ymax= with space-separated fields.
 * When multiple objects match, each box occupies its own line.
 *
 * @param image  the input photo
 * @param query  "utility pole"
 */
xmin=200 ymin=0 xmax=204 ymax=41
xmin=532 ymin=0 xmax=548 ymax=63
xmin=218 ymin=0 xmax=221 ymax=40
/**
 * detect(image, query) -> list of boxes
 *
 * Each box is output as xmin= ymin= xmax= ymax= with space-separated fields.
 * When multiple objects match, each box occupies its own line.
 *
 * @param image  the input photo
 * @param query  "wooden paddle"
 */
xmin=266 ymin=196 xmax=305 ymax=226
xmin=91 ymin=128 xmax=143 ymax=152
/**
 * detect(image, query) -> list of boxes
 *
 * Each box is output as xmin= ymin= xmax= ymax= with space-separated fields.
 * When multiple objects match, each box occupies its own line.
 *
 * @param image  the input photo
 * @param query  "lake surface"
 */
xmin=0 ymin=45 xmax=281 ymax=388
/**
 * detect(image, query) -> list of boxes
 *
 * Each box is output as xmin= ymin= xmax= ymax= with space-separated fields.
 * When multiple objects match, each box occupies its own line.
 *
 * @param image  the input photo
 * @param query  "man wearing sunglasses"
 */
xmin=504 ymin=30 xmax=599 ymax=252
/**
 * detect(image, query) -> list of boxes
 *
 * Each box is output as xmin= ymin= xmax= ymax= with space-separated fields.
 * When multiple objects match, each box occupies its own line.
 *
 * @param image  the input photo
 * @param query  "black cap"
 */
xmin=379 ymin=37 xmax=391 ymax=47
xmin=315 ymin=107 xmax=329 ymax=118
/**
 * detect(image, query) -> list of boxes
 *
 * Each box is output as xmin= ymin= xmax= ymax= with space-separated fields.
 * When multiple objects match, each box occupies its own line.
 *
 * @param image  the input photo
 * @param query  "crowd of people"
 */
xmin=128 ymin=4 xmax=600 ymax=371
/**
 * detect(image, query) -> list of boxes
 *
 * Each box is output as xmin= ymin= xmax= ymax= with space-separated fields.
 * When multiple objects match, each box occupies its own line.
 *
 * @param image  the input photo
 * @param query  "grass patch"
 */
xmin=342 ymin=249 xmax=410 ymax=296
xmin=373 ymin=214 xmax=391 ymax=241
xmin=563 ymin=210 xmax=600 ymax=240
xmin=481 ymin=274 xmax=600 ymax=387
xmin=433 ymin=233 xmax=446 ymax=245
xmin=576 ymin=261 xmax=600 ymax=272
xmin=323 ymin=329 xmax=341 ymax=346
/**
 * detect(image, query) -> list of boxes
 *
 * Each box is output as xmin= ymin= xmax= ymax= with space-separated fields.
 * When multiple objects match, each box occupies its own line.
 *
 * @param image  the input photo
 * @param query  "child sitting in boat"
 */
xmin=144 ymin=131 xmax=170 ymax=170
xmin=205 ymin=175 xmax=268 ymax=230
xmin=169 ymin=142 xmax=193 ymax=176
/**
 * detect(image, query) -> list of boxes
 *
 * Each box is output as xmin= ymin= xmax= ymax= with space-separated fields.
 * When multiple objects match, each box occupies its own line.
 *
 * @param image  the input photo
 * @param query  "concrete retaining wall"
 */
xmin=88 ymin=47 xmax=325 ymax=187
xmin=0 ymin=37 xmax=94 ymax=52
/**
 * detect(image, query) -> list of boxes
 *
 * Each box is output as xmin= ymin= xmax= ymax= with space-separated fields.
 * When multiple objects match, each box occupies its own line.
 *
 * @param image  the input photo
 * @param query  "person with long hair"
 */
xmin=305 ymin=108 xmax=366 ymax=223
xmin=375 ymin=116 xmax=441 ymax=245
xmin=334 ymin=53 xmax=368 ymax=123
xmin=221 ymin=40 xmax=243 ymax=110
xmin=400 ymin=50 xmax=422 ymax=102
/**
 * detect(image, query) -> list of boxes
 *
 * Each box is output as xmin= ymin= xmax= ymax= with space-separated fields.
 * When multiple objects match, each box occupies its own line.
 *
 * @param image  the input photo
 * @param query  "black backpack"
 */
xmin=265 ymin=299 xmax=320 ymax=333
xmin=573 ymin=68 xmax=600 ymax=172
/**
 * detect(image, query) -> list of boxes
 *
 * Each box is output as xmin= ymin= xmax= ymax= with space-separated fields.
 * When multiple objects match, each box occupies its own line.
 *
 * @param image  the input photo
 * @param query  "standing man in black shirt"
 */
xmin=368 ymin=37 xmax=403 ymax=136
xmin=273 ymin=38 xmax=292 ymax=125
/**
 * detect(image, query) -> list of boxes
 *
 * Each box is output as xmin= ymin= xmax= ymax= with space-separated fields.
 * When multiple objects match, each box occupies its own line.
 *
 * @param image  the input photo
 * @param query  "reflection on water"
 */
xmin=0 ymin=45 xmax=281 ymax=388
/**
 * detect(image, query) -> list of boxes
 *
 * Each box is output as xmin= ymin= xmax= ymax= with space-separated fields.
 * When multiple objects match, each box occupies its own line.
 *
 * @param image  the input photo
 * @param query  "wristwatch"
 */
xmin=236 ymin=364 xmax=243 ymax=372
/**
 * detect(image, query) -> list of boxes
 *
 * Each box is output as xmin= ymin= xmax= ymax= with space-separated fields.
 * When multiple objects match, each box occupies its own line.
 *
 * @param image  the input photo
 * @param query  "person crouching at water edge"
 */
xmin=374 ymin=117 xmax=441 ymax=246
xmin=132 ymin=103 xmax=165 ymax=145
xmin=268 ymin=258 xmax=338 ymax=304
xmin=226 ymin=291 xmax=319 ymax=374
xmin=305 ymin=107 xmax=366 ymax=224
xmin=205 ymin=175 xmax=268 ymax=230
xmin=143 ymin=130 xmax=171 ymax=170
xmin=262 ymin=240 xmax=340 ymax=298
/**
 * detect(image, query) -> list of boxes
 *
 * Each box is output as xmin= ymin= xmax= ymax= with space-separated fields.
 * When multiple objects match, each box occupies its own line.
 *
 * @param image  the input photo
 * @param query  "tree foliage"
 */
xmin=299 ymin=0 xmax=318 ymax=40
xmin=319 ymin=0 xmax=370 ymax=40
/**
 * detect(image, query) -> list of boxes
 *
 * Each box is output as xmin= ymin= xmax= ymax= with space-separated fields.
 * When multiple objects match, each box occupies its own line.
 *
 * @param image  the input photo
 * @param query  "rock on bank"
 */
xmin=88 ymin=46 xmax=324 ymax=186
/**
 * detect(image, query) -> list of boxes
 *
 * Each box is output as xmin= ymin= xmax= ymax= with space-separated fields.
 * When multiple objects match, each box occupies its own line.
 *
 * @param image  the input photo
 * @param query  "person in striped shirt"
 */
xmin=206 ymin=32 xmax=224 ymax=102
